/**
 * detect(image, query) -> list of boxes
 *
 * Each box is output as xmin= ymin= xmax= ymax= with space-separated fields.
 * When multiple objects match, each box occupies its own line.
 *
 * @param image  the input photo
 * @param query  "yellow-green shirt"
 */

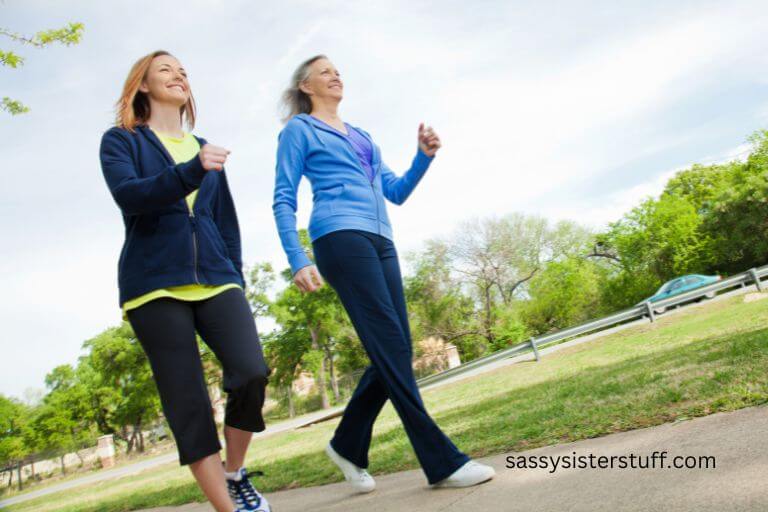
xmin=121 ymin=130 xmax=241 ymax=318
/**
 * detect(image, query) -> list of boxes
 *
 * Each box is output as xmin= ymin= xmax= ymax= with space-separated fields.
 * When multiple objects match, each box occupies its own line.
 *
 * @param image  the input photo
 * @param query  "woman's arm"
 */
xmin=100 ymin=128 xmax=208 ymax=216
xmin=380 ymin=149 xmax=434 ymax=205
xmin=212 ymin=170 xmax=245 ymax=286
xmin=272 ymin=124 xmax=313 ymax=275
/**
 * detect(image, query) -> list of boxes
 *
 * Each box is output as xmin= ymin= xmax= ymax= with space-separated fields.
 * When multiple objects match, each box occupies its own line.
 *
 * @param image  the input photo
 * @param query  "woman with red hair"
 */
xmin=100 ymin=50 xmax=270 ymax=512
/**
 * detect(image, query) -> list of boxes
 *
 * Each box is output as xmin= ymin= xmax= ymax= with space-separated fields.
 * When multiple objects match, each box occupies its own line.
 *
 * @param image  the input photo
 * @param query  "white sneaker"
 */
xmin=432 ymin=460 xmax=495 ymax=488
xmin=325 ymin=443 xmax=376 ymax=493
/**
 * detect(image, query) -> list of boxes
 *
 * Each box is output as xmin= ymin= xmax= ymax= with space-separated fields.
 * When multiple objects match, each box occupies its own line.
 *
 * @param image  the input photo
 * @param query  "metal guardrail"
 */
xmin=416 ymin=264 xmax=768 ymax=388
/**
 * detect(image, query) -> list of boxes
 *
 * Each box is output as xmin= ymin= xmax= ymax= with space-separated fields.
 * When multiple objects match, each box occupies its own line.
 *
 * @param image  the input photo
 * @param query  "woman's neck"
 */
xmin=147 ymin=100 xmax=184 ymax=137
xmin=310 ymin=100 xmax=342 ymax=125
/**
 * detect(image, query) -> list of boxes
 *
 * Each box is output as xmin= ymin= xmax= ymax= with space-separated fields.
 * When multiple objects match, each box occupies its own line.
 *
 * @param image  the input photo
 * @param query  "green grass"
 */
xmin=7 ymin=294 xmax=768 ymax=511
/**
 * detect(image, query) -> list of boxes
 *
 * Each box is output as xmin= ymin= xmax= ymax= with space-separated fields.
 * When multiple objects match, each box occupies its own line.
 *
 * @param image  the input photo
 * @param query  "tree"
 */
xmin=0 ymin=394 xmax=29 ymax=488
xmin=702 ymin=130 xmax=768 ymax=274
xmin=447 ymin=213 xmax=592 ymax=350
xmin=1 ymin=22 xmax=84 ymax=114
xmin=82 ymin=323 xmax=161 ymax=454
xmin=404 ymin=239 xmax=481 ymax=359
xmin=521 ymin=258 xmax=605 ymax=334
xmin=595 ymin=193 xmax=712 ymax=309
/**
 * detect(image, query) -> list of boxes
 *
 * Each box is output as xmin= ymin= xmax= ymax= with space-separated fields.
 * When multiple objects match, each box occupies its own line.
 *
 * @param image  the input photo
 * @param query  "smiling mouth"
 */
xmin=168 ymin=84 xmax=186 ymax=92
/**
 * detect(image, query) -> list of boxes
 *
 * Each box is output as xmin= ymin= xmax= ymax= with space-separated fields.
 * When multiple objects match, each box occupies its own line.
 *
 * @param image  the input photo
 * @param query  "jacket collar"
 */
xmin=294 ymin=113 xmax=380 ymax=167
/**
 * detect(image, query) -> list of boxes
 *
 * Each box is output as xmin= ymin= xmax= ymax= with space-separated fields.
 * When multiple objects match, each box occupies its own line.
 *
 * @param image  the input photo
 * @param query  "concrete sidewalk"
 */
xmin=143 ymin=404 xmax=768 ymax=512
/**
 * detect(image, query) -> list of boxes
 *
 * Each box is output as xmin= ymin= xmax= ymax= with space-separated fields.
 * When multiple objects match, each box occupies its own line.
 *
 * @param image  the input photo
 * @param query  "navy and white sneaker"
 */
xmin=225 ymin=466 xmax=270 ymax=512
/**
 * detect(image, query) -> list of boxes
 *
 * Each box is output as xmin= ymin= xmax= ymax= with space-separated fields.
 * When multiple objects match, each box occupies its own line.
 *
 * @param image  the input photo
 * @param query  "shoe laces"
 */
xmin=227 ymin=468 xmax=265 ymax=509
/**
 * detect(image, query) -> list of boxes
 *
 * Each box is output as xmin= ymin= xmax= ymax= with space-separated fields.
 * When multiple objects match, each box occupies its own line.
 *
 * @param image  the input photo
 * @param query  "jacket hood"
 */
xmin=292 ymin=113 xmax=374 ymax=149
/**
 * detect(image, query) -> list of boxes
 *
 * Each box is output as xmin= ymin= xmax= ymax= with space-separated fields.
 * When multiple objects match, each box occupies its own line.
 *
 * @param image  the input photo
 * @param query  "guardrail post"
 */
xmin=645 ymin=301 xmax=656 ymax=323
xmin=749 ymin=268 xmax=763 ymax=291
xmin=529 ymin=337 xmax=541 ymax=361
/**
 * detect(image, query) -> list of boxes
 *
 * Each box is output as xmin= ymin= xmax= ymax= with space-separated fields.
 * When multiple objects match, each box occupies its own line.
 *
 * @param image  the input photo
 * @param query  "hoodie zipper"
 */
xmin=189 ymin=206 xmax=200 ymax=284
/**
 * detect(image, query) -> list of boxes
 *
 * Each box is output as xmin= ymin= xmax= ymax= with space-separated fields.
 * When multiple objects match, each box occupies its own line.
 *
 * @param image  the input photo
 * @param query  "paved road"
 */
xmin=2 ymin=285 xmax=760 ymax=508
xmin=142 ymin=404 xmax=768 ymax=512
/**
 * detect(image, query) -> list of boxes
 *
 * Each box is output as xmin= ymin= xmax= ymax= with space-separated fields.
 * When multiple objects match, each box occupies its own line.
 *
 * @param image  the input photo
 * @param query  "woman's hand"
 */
xmin=418 ymin=122 xmax=442 ymax=157
xmin=294 ymin=264 xmax=325 ymax=292
xmin=198 ymin=144 xmax=231 ymax=171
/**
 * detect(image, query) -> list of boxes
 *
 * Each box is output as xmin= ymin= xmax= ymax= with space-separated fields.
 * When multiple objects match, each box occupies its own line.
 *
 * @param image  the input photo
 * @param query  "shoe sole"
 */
xmin=325 ymin=444 xmax=376 ymax=493
xmin=431 ymin=472 xmax=495 ymax=488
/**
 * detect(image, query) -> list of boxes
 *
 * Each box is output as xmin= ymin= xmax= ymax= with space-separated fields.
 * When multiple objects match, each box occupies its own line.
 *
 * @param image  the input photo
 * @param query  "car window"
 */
xmin=668 ymin=279 xmax=684 ymax=291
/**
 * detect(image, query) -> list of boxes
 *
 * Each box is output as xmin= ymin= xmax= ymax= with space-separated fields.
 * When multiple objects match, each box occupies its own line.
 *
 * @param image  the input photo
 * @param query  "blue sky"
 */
xmin=2 ymin=0 xmax=767 ymax=401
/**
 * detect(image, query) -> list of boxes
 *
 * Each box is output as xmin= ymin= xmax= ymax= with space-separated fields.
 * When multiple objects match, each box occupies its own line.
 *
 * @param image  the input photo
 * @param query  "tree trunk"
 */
xmin=6 ymin=468 xmax=12 ymax=489
xmin=138 ymin=426 xmax=145 ymax=453
xmin=126 ymin=428 xmax=137 ymax=454
xmin=483 ymin=283 xmax=495 ymax=348
xmin=286 ymin=385 xmax=295 ymax=418
xmin=16 ymin=462 xmax=22 ymax=491
xmin=30 ymin=461 xmax=35 ymax=480
xmin=60 ymin=455 xmax=66 ymax=475
xmin=310 ymin=328 xmax=330 ymax=409
xmin=327 ymin=349 xmax=340 ymax=401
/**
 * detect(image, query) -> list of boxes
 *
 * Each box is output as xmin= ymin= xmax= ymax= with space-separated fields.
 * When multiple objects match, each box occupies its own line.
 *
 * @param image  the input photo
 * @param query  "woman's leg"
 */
xmin=189 ymin=453 xmax=236 ymax=511
xmin=328 ymin=364 xmax=388 ymax=468
xmin=313 ymin=230 xmax=469 ymax=484
xmin=127 ymin=298 xmax=235 ymax=512
xmin=223 ymin=426 xmax=253 ymax=473
xmin=193 ymin=288 xmax=270 ymax=470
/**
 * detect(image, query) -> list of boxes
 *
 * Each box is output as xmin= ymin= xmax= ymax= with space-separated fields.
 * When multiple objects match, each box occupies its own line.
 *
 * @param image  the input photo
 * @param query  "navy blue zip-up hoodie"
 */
xmin=100 ymin=125 xmax=244 ymax=306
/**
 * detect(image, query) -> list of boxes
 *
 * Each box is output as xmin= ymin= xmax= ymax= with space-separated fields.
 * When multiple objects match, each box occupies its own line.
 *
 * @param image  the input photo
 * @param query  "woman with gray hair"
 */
xmin=272 ymin=55 xmax=496 ymax=492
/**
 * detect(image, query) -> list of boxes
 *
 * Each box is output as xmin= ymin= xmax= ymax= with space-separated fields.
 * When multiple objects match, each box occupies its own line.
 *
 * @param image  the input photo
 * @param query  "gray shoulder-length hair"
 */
xmin=280 ymin=54 xmax=327 ymax=124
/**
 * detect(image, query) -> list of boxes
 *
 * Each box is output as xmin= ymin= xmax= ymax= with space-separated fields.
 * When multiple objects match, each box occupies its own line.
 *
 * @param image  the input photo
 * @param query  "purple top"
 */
xmin=310 ymin=116 xmax=375 ymax=182
xmin=344 ymin=124 xmax=375 ymax=182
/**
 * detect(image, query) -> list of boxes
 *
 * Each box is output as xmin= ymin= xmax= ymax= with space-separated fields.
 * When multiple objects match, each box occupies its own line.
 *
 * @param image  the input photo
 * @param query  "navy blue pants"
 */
xmin=312 ymin=229 xmax=469 ymax=484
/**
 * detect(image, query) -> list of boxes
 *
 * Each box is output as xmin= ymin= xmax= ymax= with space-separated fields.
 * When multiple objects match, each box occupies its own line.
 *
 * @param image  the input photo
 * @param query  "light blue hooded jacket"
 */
xmin=272 ymin=113 xmax=435 ymax=274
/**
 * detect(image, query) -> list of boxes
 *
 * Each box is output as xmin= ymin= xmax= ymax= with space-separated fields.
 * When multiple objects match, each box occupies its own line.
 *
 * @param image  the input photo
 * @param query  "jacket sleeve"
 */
xmin=380 ymin=148 xmax=434 ymax=205
xmin=99 ymin=128 xmax=208 ymax=215
xmin=212 ymin=170 xmax=245 ymax=286
xmin=272 ymin=123 xmax=313 ymax=275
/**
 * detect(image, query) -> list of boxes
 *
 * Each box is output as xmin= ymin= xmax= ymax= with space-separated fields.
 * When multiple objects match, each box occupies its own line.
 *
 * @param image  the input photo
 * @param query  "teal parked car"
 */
xmin=641 ymin=274 xmax=722 ymax=314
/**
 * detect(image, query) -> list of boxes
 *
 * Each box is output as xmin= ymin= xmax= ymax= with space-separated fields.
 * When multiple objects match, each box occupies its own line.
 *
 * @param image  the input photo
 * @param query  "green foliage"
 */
xmin=2 ymin=96 xmax=28 ymax=115
xmin=0 ymin=394 xmax=30 ymax=466
xmin=1 ymin=22 xmax=84 ymax=115
xmin=488 ymin=306 xmax=529 ymax=351
xmin=701 ymin=130 xmax=768 ymax=273
xmin=81 ymin=323 xmax=161 ymax=447
xmin=404 ymin=239 xmax=476 ymax=353
xmin=521 ymin=258 xmax=604 ymax=334
xmin=0 ymin=49 xmax=23 ymax=67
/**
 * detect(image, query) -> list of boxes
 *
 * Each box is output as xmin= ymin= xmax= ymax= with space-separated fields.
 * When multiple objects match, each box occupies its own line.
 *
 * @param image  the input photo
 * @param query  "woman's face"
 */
xmin=300 ymin=58 xmax=343 ymax=103
xmin=139 ymin=54 xmax=190 ymax=107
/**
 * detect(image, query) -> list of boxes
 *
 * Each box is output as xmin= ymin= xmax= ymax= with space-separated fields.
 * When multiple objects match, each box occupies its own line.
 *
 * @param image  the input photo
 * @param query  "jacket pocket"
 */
xmin=330 ymin=181 xmax=378 ymax=219
xmin=142 ymin=213 xmax=190 ymax=274
xmin=197 ymin=215 xmax=235 ymax=271
xmin=312 ymin=183 xmax=344 ymax=220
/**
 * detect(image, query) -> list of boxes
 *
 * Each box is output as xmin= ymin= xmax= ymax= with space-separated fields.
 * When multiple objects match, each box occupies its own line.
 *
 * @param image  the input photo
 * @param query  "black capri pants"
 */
xmin=126 ymin=287 xmax=269 ymax=465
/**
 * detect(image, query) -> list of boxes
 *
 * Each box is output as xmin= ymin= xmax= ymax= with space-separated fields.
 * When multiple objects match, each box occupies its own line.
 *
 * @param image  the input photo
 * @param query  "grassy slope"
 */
xmin=8 ymin=294 xmax=768 ymax=511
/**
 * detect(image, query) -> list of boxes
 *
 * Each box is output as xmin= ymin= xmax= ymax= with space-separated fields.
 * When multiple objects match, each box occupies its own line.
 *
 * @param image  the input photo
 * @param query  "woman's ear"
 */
xmin=298 ymin=80 xmax=312 ymax=96
xmin=138 ymin=80 xmax=149 ymax=94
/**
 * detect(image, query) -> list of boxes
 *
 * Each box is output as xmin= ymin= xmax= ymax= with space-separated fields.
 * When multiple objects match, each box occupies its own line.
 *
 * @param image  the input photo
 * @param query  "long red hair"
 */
xmin=115 ymin=50 xmax=196 ymax=131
